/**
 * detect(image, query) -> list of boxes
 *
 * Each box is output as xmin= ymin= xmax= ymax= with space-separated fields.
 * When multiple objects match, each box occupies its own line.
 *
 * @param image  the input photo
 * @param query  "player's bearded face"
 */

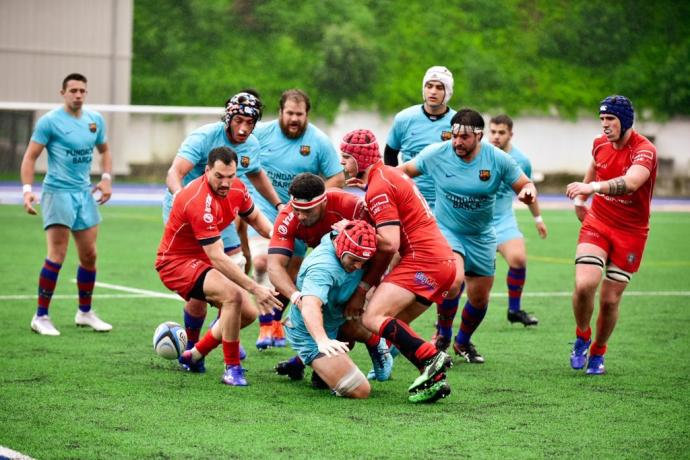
xmin=207 ymin=161 xmax=237 ymax=197
xmin=340 ymin=153 xmax=358 ymax=177
xmin=294 ymin=202 xmax=324 ymax=227
xmin=600 ymin=114 xmax=622 ymax=142
xmin=279 ymin=100 xmax=308 ymax=139
xmin=489 ymin=123 xmax=512 ymax=151
xmin=228 ymin=115 xmax=257 ymax=144
xmin=452 ymin=132 xmax=480 ymax=158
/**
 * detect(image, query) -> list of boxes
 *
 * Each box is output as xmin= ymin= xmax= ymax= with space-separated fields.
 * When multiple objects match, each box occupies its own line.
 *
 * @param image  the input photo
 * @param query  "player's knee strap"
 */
xmin=575 ymin=255 xmax=605 ymax=271
xmin=228 ymin=252 xmax=247 ymax=272
xmin=605 ymin=264 xmax=632 ymax=283
xmin=333 ymin=367 xmax=367 ymax=397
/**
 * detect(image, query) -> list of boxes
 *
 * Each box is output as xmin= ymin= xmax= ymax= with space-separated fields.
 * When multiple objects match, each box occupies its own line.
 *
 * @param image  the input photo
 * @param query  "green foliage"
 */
xmin=132 ymin=0 xmax=690 ymax=119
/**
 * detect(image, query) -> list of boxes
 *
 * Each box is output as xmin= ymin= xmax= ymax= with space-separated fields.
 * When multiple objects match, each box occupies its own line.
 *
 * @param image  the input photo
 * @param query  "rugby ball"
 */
xmin=153 ymin=321 xmax=188 ymax=360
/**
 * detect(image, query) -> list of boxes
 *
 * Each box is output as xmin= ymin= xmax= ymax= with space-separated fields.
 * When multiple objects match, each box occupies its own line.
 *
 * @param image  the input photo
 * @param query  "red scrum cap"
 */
xmin=340 ymin=129 xmax=381 ymax=173
xmin=334 ymin=220 xmax=377 ymax=261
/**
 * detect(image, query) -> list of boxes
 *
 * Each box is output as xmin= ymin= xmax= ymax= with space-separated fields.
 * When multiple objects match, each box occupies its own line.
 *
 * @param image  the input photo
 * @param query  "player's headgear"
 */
xmin=599 ymin=95 xmax=634 ymax=134
xmin=224 ymin=92 xmax=263 ymax=127
xmin=334 ymin=220 xmax=377 ymax=261
xmin=340 ymin=129 xmax=381 ymax=173
xmin=422 ymin=66 xmax=454 ymax=105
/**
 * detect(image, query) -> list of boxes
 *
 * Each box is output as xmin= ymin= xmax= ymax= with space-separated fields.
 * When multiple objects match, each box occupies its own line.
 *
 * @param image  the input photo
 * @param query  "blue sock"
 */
xmin=437 ymin=295 xmax=460 ymax=338
xmin=184 ymin=309 xmax=206 ymax=348
xmin=258 ymin=313 xmax=273 ymax=326
xmin=507 ymin=267 xmax=526 ymax=312
xmin=456 ymin=301 xmax=487 ymax=345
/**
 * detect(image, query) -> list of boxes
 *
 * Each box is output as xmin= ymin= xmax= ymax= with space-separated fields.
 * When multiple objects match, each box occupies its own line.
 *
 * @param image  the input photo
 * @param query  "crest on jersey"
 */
xmin=440 ymin=131 xmax=451 ymax=141
xmin=300 ymin=145 xmax=311 ymax=156
xmin=479 ymin=170 xmax=491 ymax=181
xmin=203 ymin=213 xmax=213 ymax=223
xmin=240 ymin=156 xmax=250 ymax=168
xmin=627 ymin=253 xmax=636 ymax=264
xmin=89 ymin=123 xmax=97 ymax=133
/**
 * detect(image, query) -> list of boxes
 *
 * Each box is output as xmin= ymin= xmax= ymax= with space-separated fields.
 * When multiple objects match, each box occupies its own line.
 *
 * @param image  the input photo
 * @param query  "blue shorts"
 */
xmin=163 ymin=197 xmax=240 ymax=250
xmin=284 ymin=310 xmax=342 ymax=365
xmin=41 ymin=189 xmax=101 ymax=231
xmin=439 ymin=224 xmax=496 ymax=277
xmin=493 ymin=211 xmax=523 ymax=246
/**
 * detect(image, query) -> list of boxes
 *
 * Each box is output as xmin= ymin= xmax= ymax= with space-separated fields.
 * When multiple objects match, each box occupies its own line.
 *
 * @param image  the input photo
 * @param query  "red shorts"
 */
xmin=156 ymin=257 xmax=212 ymax=300
xmin=383 ymin=256 xmax=456 ymax=304
xmin=578 ymin=215 xmax=648 ymax=273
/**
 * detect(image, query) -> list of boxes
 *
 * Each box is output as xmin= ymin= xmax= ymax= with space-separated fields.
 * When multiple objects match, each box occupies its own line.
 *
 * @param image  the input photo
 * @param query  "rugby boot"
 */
xmin=432 ymin=333 xmax=452 ymax=352
xmin=507 ymin=309 xmax=539 ymax=326
xmin=366 ymin=338 xmax=394 ymax=381
xmin=179 ymin=350 xmax=206 ymax=373
xmin=453 ymin=340 xmax=485 ymax=364
xmin=586 ymin=354 xmax=606 ymax=375
xmin=275 ymin=357 xmax=305 ymax=380
xmin=75 ymin=310 xmax=113 ymax=332
xmin=570 ymin=337 xmax=591 ymax=370
xmin=30 ymin=314 xmax=60 ymax=336
xmin=221 ymin=364 xmax=248 ymax=386
xmin=408 ymin=351 xmax=452 ymax=393
xmin=408 ymin=378 xmax=451 ymax=403
xmin=311 ymin=370 xmax=329 ymax=389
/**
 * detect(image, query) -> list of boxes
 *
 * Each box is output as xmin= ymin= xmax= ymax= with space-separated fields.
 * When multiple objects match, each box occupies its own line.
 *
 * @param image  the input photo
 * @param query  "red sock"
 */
xmin=414 ymin=342 xmax=437 ymax=362
xmin=195 ymin=329 xmax=221 ymax=356
xmin=576 ymin=326 xmax=592 ymax=342
xmin=590 ymin=342 xmax=607 ymax=356
xmin=222 ymin=340 xmax=241 ymax=366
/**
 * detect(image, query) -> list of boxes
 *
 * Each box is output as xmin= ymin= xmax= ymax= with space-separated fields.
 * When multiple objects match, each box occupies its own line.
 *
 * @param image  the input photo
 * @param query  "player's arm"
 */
xmin=398 ymin=160 xmax=421 ymax=178
xmin=526 ymin=200 xmax=547 ymax=239
xmin=268 ymin=252 xmax=300 ymax=301
xmin=511 ymin=174 xmax=536 ymax=205
xmin=94 ymin=142 xmax=113 ymax=205
xmin=20 ymin=141 xmax=45 ymax=215
xmin=324 ymin=171 xmax=345 ymax=189
xmin=166 ymin=156 xmax=194 ymax=195
xmin=384 ymin=145 xmax=400 ymax=166
xmin=567 ymin=164 xmax=651 ymax=198
xmin=300 ymin=294 xmax=349 ymax=357
xmin=202 ymin=238 xmax=281 ymax=314
xmin=565 ymin=161 xmax=596 ymax=222
xmin=247 ymin=169 xmax=284 ymax=210
xmin=242 ymin=206 xmax=272 ymax=239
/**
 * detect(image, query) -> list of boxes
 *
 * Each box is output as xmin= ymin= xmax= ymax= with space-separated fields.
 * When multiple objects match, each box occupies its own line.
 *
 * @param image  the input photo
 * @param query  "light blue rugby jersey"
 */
xmin=31 ymin=107 xmax=107 ymax=192
xmin=245 ymin=120 xmax=342 ymax=222
xmin=386 ymin=104 xmax=456 ymax=208
xmin=163 ymin=121 xmax=261 ymax=210
xmin=415 ymin=141 xmax=523 ymax=236
xmin=291 ymin=233 xmax=364 ymax=332
xmin=493 ymin=145 xmax=532 ymax=217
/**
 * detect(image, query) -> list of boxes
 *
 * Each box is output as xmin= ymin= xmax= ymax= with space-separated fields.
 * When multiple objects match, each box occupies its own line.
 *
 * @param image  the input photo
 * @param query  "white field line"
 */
xmin=0 ymin=279 xmax=688 ymax=301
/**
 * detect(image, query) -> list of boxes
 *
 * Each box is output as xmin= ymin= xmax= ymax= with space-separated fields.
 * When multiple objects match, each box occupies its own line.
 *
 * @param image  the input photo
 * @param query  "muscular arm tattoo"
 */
xmin=607 ymin=177 xmax=627 ymax=195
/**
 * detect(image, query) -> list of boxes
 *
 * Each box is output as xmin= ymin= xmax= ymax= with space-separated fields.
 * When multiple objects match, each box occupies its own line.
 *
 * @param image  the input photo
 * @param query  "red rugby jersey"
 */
xmin=269 ymin=188 xmax=367 ymax=257
xmin=156 ymin=174 xmax=254 ymax=267
xmin=365 ymin=161 xmax=452 ymax=261
xmin=589 ymin=130 xmax=657 ymax=233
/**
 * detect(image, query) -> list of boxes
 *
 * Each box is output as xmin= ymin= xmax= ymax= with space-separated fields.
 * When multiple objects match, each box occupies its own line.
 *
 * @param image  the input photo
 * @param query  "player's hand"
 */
xmin=317 ymin=338 xmax=350 ymax=357
xmin=252 ymin=285 xmax=283 ymax=315
xmin=93 ymin=179 xmax=112 ymax=205
xmin=23 ymin=192 xmax=38 ymax=215
xmin=345 ymin=177 xmax=366 ymax=190
xmin=535 ymin=221 xmax=548 ymax=239
xmin=343 ymin=288 xmax=366 ymax=320
xmin=518 ymin=186 xmax=536 ymax=204
xmin=331 ymin=218 xmax=349 ymax=233
xmin=566 ymin=182 xmax=595 ymax=199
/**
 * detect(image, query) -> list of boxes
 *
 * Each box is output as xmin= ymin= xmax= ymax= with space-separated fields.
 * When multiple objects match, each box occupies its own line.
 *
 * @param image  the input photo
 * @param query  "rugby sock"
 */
xmin=576 ymin=326 xmax=592 ymax=342
xmin=455 ymin=301 xmax=487 ymax=345
xmin=379 ymin=317 xmax=434 ymax=367
xmin=507 ymin=267 xmax=526 ymax=312
xmin=183 ymin=309 xmax=205 ymax=348
xmin=365 ymin=333 xmax=382 ymax=348
xmin=590 ymin=342 xmax=607 ymax=356
xmin=37 ymin=259 xmax=61 ymax=316
xmin=222 ymin=340 xmax=241 ymax=366
xmin=195 ymin=329 xmax=221 ymax=356
xmin=258 ymin=313 xmax=273 ymax=327
xmin=437 ymin=294 xmax=460 ymax=338
xmin=272 ymin=294 xmax=289 ymax=322
xmin=288 ymin=355 xmax=303 ymax=367
xmin=76 ymin=265 xmax=96 ymax=313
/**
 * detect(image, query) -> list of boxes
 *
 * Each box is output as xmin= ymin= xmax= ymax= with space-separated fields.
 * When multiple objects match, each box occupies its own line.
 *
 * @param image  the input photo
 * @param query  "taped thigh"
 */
xmin=605 ymin=262 xmax=632 ymax=283
xmin=575 ymin=254 xmax=605 ymax=272
xmin=333 ymin=367 xmax=367 ymax=397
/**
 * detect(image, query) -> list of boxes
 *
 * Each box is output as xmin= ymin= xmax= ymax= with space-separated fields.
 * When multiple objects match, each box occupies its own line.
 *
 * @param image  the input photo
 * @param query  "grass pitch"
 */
xmin=1 ymin=205 xmax=689 ymax=459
